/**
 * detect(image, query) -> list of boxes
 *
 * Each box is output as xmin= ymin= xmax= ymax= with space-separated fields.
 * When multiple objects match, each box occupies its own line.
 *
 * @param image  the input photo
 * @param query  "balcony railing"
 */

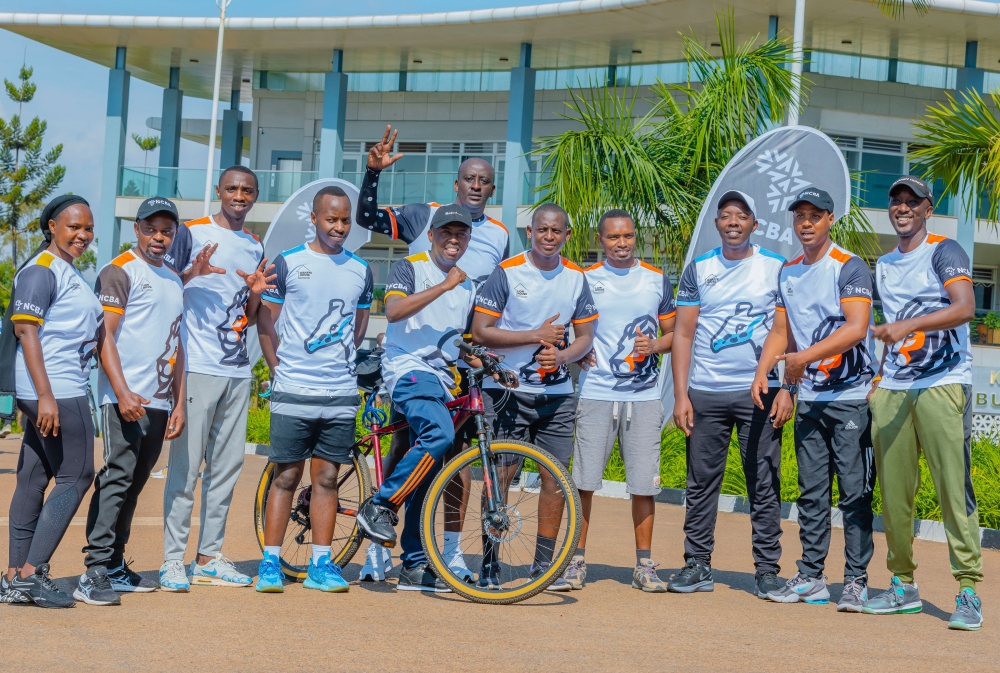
xmin=120 ymin=166 xmax=544 ymax=205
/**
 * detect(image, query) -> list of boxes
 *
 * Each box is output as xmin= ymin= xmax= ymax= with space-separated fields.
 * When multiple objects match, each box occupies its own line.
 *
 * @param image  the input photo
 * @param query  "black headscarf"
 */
xmin=0 ymin=194 xmax=91 ymax=418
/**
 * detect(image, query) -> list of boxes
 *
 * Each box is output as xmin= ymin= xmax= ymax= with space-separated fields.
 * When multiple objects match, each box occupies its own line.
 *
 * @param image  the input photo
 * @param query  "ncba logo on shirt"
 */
xmin=98 ymin=294 xmax=121 ymax=305
xmin=14 ymin=299 xmax=43 ymax=315
xmin=478 ymin=296 xmax=500 ymax=310
xmin=945 ymin=266 xmax=971 ymax=277
xmin=843 ymin=285 xmax=872 ymax=298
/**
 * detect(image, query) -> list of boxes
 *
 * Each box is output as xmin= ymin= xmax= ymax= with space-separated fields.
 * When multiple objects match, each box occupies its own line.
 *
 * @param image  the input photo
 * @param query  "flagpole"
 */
xmin=203 ymin=0 xmax=231 ymax=216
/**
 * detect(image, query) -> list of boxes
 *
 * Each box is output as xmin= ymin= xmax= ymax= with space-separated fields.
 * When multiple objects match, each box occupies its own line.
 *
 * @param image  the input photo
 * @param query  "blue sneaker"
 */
xmin=189 ymin=553 xmax=252 ymax=587
xmin=255 ymin=555 xmax=284 ymax=593
xmin=303 ymin=555 xmax=350 ymax=593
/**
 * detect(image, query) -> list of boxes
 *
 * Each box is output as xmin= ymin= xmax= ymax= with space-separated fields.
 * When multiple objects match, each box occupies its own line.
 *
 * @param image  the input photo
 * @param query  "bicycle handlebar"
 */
xmin=453 ymin=339 xmax=517 ymax=387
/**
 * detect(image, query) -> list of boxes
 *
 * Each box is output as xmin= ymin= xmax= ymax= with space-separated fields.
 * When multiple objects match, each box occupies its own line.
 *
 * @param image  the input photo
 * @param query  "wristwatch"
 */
xmin=780 ymin=383 xmax=799 ymax=395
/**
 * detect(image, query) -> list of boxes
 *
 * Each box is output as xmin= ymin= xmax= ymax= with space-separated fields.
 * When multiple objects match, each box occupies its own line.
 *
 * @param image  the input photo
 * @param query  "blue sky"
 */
xmin=0 ymin=1 xmax=519 ymax=232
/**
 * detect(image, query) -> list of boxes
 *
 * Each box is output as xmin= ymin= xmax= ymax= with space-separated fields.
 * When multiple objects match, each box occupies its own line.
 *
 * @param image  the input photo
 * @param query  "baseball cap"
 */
xmin=888 ymin=176 xmax=934 ymax=204
xmin=135 ymin=196 xmax=180 ymax=223
xmin=717 ymin=190 xmax=756 ymax=216
xmin=430 ymin=203 xmax=472 ymax=229
xmin=787 ymin=187 xmax=835 ymax=213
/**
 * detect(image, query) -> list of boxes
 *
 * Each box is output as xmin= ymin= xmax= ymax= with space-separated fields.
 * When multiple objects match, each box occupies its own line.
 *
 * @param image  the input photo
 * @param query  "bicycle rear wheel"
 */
xmin=420 ymin=440 xmax=581 ymax=604
xmin=254 ymin=449 xmax=373 ymax=580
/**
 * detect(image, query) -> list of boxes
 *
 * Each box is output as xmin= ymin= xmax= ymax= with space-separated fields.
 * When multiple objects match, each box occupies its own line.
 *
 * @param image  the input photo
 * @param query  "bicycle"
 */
xmin=253 ymin=341 xmax=582 ymax=604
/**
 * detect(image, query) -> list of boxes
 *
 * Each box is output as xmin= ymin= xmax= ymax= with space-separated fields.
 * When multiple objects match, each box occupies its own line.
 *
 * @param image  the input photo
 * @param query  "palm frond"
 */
xmin=832 ymin=200 xmax=882 ymax=259
xmin=872 ymin=0 xmax=929 ymax=20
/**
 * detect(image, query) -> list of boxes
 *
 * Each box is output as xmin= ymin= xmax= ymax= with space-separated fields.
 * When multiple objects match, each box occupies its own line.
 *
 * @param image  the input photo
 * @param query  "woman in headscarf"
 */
xmin=1 ymin=195 xmax=104 ymax=608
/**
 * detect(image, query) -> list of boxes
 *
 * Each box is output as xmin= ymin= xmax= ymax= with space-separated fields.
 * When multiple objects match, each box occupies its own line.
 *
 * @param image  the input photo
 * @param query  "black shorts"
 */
xmin=390 ymin=368 xmax=479 ymax=447
xmin=269 ymin=412 xmax=355 ymax=465
xmin=483 ymin=389 xmax=578 ymax=467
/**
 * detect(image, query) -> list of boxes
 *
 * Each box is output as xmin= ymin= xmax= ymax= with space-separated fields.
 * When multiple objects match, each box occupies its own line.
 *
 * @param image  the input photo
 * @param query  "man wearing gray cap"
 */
xmin=752 ymin=187 xmax=876 ymax=612
xmin=77 ymin=197 xmax=187 ymax=604
xmin=668 ymin=190 xmax=788 ymax=598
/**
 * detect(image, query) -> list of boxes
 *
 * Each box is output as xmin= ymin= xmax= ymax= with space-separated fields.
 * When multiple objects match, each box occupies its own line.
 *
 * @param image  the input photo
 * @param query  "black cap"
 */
xmin=717 ymin=189 xmax=756 ymax=215
xmin=135 ymin=196 xmax=179 ymax=223
xmin=787 ymin=187 xmax=835 ymax=213
xmin=888 ymin=176 xmax=934 ymax=204
xmin=430 ymin=203 xmax=472 ymax=229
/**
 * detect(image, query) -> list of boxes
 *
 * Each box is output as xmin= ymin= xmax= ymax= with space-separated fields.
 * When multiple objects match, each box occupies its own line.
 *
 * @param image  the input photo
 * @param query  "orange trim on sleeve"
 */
xmin=499 ymin=253 xmax=528 ymax=269
xmin=943 ymin=275 xmax=972 ymax=287
xmin=572 ymin=313 xmax=599 ymax=324
xmin=639 ymin=261 xmax=664 ymax=274
xmin=828 ymin=247 xmax=852 ymax=263
xmin=658 ymin=311 xmax=676 ymax=320
xmin=385 ymin=208 xmax=399 ymax=240
xmin=840 ymin=296 xmax=873 ymax=304
xmin=485 ymin=216 xmax=509 ymax=234
xmin=561 ymin=258 xmax=584 ymax=272
xmin=384 ymin=290 xmax=408 ymax=299
xmin=474 ymin=306 xmax=502 ymax=317
xmin=926 ymin=233 xmax=947 ymax=244
xmin=102 ymin=306 xmax=125 ymax=315
xmin=774 ymin=306 xmax=787 ymax=312
xmin=10 ymin=314 xmax=43 ymax=324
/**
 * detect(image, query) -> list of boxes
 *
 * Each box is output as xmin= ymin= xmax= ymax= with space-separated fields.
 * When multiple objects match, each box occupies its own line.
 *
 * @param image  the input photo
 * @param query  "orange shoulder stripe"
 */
xmin=926 ymin=233 xmax=947 ymax=244
xmin=561 ymin=257 xmax=584 ymax=272
xmin=828 ymin=247 xmax=852 ymax=263
xmin=185 ymin=216 xmax=212 ymax=227
xmin=499 ymin=253 xmax=528 ymax=269
xmin=243 ymin=228 xmax=261 ymax=242
xmin=784 ymin=254 xmax=805 ymax=267
xmin=111 ymin=250 xmax=136 ymax=267
xmin=584 ymin=262 xmax=603 ymax=272
xmin=485 ymin=216 xmax=509 ymax=234
xmin=639 ymin=261 xmax=663 ymax=274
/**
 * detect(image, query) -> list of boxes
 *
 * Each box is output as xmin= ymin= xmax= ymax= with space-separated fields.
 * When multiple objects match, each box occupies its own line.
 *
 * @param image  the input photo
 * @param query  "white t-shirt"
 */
xmin=578 ymin=260 xmax=675 ymax=402
xmin=676 ymin=244 xmax=784 ymax=392
xmin=95 ymin=250 xmax=185 ymax=411
xmin=166 ymin=216 xmax=264 ymax=378
xmin=474 ymin=252 xmax=598 ymax=395
xmin=876 ymin=233 xmax=972 ymax=390
xmin=261 ymin=244 xmax=373 ymax=418
xmin=12 ymin=250 xmax=104 ymax=400
xmin=381 ymin=252 xmax=476 ymax=397
xmin=777 ymin=243 xmax=875 ymax=402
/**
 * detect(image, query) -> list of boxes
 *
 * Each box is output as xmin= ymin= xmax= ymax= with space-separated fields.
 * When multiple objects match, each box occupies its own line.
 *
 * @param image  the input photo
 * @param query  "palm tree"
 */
xmin=132 ymin=132 xmax=160 ymax=194
xmin=872 ymin=0 xmax=928 ymax=20
xmin=531 ymin=11 xmax=878 ymax=269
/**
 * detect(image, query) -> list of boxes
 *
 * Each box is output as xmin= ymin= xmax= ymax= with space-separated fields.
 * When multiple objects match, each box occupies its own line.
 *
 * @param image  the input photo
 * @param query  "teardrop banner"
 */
xmin=661 ymin=125 xmax=851 ymax=426
xmin=246 ymin=178 xmax=371 ymax=367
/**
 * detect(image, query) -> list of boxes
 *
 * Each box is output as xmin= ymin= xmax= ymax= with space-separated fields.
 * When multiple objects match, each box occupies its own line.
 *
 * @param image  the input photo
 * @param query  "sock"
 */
xmin=482 ymin=533 xmax=497 ymax=568
xmin=312 ymin=545 xmax=331 ymax=564
xmin=264 ymin=546 xmax=281 ymax=560
xmin=636 ymin=549 xmax=651 ymax=565
xmin=534 ymin=534 xmax=556 ymax=565
xmin=896 ymin=573 xmax=914 ymax=585
xmin=960 ymin=578 xmax=977 ymax=593
xmin=444 ymin=531 xmax=460 ymax=558
xmin=574 ymin=547 xmax=585 ymax=561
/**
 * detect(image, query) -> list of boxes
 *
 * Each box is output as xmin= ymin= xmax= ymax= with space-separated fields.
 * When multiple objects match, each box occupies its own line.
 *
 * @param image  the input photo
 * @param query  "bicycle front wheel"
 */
xmin=254 ymin=449 xmax=373 ymax=580
xmin=421 ymin=440 xmax=581 ymax=604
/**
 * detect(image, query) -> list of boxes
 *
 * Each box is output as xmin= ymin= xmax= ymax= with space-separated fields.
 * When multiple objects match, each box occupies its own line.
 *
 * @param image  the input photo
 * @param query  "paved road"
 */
xmin=0 ymin=436 xmax=994 ymax=672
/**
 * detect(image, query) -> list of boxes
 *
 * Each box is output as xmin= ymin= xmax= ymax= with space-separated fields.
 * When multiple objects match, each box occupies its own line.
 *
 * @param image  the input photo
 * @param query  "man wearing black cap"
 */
xmin=668 ymin=190 xmax=787 ymax=597
xmin=356 ymin=204 xmax=507 ymax=591
xmin=752 ymin=187 xmax=876 ymax=611
xmin=78 ymin=197 xmax=187 ymax=601
xmin=862 ymin=176 xmax=983 ymax=630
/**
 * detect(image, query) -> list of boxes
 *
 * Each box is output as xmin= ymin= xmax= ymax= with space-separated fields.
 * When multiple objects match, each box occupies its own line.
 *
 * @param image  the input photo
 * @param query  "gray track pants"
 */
xmin=163 ymin=373 xmax=250 ymax=561
xmin=794 ymin=398 xmax=876 ymax=580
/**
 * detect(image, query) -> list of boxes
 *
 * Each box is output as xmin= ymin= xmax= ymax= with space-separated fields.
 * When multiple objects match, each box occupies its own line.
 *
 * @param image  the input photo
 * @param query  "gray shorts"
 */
xmin=572 ymin=398 xmax=663 ymax=496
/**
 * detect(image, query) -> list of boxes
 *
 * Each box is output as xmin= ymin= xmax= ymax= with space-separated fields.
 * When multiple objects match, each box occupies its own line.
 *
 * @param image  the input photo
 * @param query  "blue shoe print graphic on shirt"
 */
xmin=304 ymin=299 xmax=354 ymax=355
xmin=710 ymin=302 xmax=767 ymax=353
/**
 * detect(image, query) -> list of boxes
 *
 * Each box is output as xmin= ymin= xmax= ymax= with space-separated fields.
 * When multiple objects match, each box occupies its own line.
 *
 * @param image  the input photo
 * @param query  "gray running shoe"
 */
xmin=561 ymin=556 xmax=586 ymax=590
xmin=0 ymin=575 xmax=29 ymax=604
xmin=767 ymin=572 xmax=831 ymax=604
xmin=755 ymin=570 xmax=781 ymax=599
xmin=948 ymin=589 xmax=983 ymax=631
xmin=632 ymin=559 xmax=667 ymax=593
xmin=529 ymin=561 xmax=572 ymax=591
xmin=862 ymin=576 xmax=922 ymax=615
xmin=107 ymin=560 xmax=157 ymax=593
xmin=667 ymin=559 xmax=714 ymax=593
xmin=73 ymin=566 xmax=121 ymax=606
xmin=837 ymin=575 xmax=868 ymax=613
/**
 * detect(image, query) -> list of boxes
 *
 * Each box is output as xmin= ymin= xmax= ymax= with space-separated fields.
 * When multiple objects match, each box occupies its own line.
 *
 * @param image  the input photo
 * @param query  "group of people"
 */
xmin=0 ymin=122 xmax=985 ymax=631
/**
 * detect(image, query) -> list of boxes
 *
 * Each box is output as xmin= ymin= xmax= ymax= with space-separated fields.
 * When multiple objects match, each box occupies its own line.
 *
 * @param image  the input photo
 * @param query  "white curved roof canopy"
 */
xmin=2 ymin=0 xmax=1000 ymax=98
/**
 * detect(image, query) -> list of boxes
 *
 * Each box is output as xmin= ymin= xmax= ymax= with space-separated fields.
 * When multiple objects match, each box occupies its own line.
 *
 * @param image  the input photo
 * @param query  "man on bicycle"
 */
xmin=472 ymin=203 xmax=597 ymax=590
xmin=355 ymin=126 xmax=509 ymax=582
xmin=357 ymin=204 xmax=512 ymax=592
xmin=254 ymin=186 xmax=373 ymax=594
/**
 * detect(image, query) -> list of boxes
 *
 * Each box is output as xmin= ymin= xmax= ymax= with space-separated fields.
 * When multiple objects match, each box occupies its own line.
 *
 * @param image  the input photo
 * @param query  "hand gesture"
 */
xmin=367 ymin=125 xmax=404 ymax=171
xmin=441 ymin=266 xmax=467 ymax=291
xmin=535 ymin=340 xmax=563 ymax=371
xmin=189 ymin=243 xmax=225 ymax=279
xmin=776 ymin=351 xmax=805 ymax=383
xmin=534 ymin=314 xmax=565 ymax=345
xmin=118 ymin=388 xmax=149 ymax=423
xmin=634 ymin=326 xmax=654 ymax=356
xmin=750 ymin=374 xmax=770 ymax=410
xmin=238 ymin=256 xmax=277 ymax=296
xmin=673 ymin=394 xmax=694 ymax=437
xmin=576 ymin=349 xmax=596 ymax=371
xmin=873 ymin=321 xmax=912 ymax=345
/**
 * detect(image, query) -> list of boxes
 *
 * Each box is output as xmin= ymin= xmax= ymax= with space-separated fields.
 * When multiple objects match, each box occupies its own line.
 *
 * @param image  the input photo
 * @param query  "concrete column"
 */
xmin=98 ymin=46 xmax=129 ymax=271
xmin=758 ymin=16 xmax=780 ymax=136
xmin=220 ymin=88 xmax=243 ymax=169
xmin=398 ymin=70 xmax=407 ymax=92
xmin=956 ymin=41 xmax=983 ymax=264
xmin=158 ymin=66 xmax=182 ymax=198
xmin=768 ymin=15 xmax=778 ymax=40
xmin=501 ymin=43 xmax=535 ymax=253
xmin=788 ymin=0 xmax=805 ymax=125
xmin=318 ymin=50 xmax=348 ymax=179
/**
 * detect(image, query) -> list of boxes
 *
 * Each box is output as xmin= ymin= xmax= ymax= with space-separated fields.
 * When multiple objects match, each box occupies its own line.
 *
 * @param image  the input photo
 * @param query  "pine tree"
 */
xmin=0 ymin=64 xmax=65 ymax=264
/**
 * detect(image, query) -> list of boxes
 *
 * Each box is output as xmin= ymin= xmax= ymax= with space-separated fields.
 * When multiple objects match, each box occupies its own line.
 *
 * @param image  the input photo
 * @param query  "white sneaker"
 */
xmin=358 ymin=542 xmax=393 ymax=582
xmin=189 ymin=554 xmax=252 ymax=587
xmin=446 ymin=549 xmax=474 ymax=583
xmin=159 ymin=560 xmax=190 ymax=592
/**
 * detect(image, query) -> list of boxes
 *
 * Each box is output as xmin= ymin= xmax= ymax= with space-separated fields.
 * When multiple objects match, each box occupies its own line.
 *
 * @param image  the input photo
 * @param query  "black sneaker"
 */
xmin=397 ymin=564 xmax=452 ymax=593
xmin=667 ymin=559 xmax=714 ymax=593
xmin=0 ymin=575 xmax=29 ymax=604
xmin=476 ymin=562 xmax=501 ymax=591
xmin=755 ymin=570 xmax=781 ymax=599
xmin=10 ymin=564 xmax=76 ymax=608
xmin=107 ymin=560 xmax=158 ymax=593
xmin=356 ymin=498 xmax=399 ymax=548
xmin=73 ymin=565 xmax=121 ymax=606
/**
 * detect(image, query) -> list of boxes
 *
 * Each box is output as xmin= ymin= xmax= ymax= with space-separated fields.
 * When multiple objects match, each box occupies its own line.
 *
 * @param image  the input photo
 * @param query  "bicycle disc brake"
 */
xmin=483 ymin=504 xmax=522 ymax=544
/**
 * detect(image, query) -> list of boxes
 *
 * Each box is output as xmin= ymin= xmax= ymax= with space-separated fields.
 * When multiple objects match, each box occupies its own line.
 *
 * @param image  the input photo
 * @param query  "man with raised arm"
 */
xmin=668 ymin=191 xmax=788 ymax=599
xmin=751 ymin=188 xmax=876 ymax=612
xmin=160 ymin=166 xmax=276 ymax=592
xmin=354 ymin=126 xmax=510 ymax=581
